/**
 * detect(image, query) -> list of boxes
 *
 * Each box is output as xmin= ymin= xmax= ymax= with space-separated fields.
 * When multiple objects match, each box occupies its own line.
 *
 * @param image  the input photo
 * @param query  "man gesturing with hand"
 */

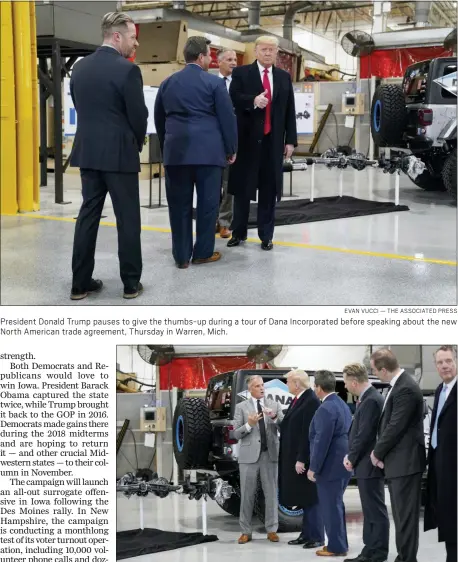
xmin=227 ymin=35 xmax=297 ymax=251
xmin=232 ymin=375 xmax=284 ymax=544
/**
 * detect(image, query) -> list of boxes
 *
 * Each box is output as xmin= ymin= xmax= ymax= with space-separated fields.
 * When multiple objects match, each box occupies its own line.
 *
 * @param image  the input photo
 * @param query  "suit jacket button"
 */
xmin=258 ymin=140 xmax=262 ymax=144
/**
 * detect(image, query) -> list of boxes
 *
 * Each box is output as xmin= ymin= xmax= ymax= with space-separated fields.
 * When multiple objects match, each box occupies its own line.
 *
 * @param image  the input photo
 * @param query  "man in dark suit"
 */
xmin=216 ymin=48 xmax=237 ymax=239
xmin=279 ymin=370 xmax=324 ymax=550
xmin=70 ymin=12 xmax=148 ymax=300
xmin=424 ymin=346 xmax=457 ymax=562
xmin=154 ymin=37 xmax=237 ymax=269
xmin=343 ymin=363 xmax=389 ymax=562
xmin=371 ymin=348 xmax=426 ymax=562
xmin=308 ymin=370 xmax=352 ymax=557
xmin=227 ymin=35 xmax=297 ymax=251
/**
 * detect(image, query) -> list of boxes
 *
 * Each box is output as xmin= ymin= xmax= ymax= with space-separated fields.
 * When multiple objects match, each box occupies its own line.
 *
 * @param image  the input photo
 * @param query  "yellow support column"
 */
xmin=30 ymin=0 xmax=40 ymax=211
xmin=0 ymin=1 xmax=18 ymax=215
xmin=13 ymin=0 xmax=34 ymax=212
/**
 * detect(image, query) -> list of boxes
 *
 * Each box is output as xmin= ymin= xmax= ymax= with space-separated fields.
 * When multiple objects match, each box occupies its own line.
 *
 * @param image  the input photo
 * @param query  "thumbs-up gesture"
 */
xmin=255 ymin=89 xmax=269 ymax=109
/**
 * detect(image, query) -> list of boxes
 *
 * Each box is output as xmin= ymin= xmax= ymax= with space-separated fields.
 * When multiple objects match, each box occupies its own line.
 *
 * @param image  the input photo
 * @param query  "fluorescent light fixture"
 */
xmin=240 ymin=7 xmax=249 ymax=11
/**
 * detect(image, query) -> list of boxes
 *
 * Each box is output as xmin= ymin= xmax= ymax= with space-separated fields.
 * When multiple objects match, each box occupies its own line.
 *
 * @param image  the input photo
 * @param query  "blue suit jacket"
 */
xmin=154 ymin=64 xmax=237 ymax=167
xmin=309 ymin=393 xmax=352 ymax=482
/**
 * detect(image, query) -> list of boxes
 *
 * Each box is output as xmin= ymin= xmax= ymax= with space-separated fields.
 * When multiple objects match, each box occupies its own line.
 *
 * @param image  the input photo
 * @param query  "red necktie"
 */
xmin=291 ymin=397 xmax=297 ymax=408
xmin=262 ymin=68 xmax=272 ymax=135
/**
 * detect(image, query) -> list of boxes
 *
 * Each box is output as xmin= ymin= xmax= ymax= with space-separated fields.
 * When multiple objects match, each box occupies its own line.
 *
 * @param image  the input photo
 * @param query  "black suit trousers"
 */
xmin=231 ymin=134 xmax=276 ymax=242
xmin=387 ymin=473 xmax=422 ymax=562
xmin=72 ymin=169 xmax=142 ymax=290
xmin=358 ymin=478 xmax=389 ymax=560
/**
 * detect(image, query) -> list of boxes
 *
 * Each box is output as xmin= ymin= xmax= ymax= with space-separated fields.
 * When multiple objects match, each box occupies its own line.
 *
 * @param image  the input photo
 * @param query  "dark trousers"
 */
xmin=358 ymin=478 xmax=389 ymax=561
xmin=387 ymin=473 xmax=422 ymax=562
xmin=446 ymin=542 xmax=457 ymax=562
xmin=301 ymin=501 xmax=325 ymax=543
xmin=431 ymin=452 xmax=457 ymax=562
xmin=165 ymin=165 xmax=222 ymax=264
xmin=72 ymin=169 xmax=142 ymax=290
xmin=317 ymin=478 xmax=349 ymax=554
xmin=231 ymin=135 xmax=276 ymax=242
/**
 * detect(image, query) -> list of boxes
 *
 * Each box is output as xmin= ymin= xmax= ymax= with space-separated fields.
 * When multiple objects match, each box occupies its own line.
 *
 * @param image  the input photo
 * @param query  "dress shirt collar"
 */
xmin=321 ymin=392 xmax=335 ymax=402
xmin=389 ymin=369 xmax=404 ymax=387
xmin=296 ymin=390 xmax=306 ymax=400
xmin=359 ymin=383 xmax=372 ymax=401
xmin=257 ymin=61 xmax=273 ymax=77
xmin=250 ymin=395 xmax=264 ymax=407
xmin=219 ymin=72 xmax=232 ymax=81
xmin=444 ymin=377 xmax=457 ymax=393
xmin=101 ymin=43 xmax=120 ymax=52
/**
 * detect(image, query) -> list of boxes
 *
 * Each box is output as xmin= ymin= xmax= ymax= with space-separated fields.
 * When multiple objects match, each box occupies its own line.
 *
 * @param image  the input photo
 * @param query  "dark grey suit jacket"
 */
xmin=70 ymin=46 xmax=148 ymax=173
xmin=348 ymin=385 xmax=384 ymax=479
xmin=374 ymin=372 xmax=426 ymax=479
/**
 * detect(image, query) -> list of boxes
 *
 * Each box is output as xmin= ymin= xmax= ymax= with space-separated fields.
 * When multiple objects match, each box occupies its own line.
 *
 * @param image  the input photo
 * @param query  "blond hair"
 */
xmin=101 ymin=12 xmax=134 ymax=37
xmin=343 ymin=363 xmax=368 ymax=384
xmin=286 ymin=369 xmax=310 ymax=390
xmin=255 ymin=35 xmax=279 ymax=47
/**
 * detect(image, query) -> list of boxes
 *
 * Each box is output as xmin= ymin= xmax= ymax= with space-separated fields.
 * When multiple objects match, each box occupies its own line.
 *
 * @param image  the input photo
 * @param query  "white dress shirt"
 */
xmin=382 ymin=369 xmax=404 ymax=411
xmin=443 ymin=376 xmax=457 ymax=400
xmin=245 ymin=396 xmax=267 ymax=432
xmin=102 ymin=43 xmax=119 ymax=52
xmin=321 ymin=392 xmax=336 ymax=402
xmin=254 ymin=61 xmax=273 ymax=108
xmin=218 ymin=72 xmax=232 ymax=92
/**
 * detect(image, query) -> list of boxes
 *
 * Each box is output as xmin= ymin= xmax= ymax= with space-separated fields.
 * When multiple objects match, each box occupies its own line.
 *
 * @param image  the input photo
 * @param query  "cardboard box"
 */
xmin=136 ymin=21 xmax=188 ymax=64
xmin=139 ymin=63 xmax=185 ymax=87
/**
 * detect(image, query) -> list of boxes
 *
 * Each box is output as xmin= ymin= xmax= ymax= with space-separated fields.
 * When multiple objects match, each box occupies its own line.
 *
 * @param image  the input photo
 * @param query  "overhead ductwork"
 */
xmin=248 ymin=1 xmax=260 ymax=29
xmin=372 ymin=26 xmax=454 ymax=48
xmin=414 ymin=1 xmax=431 ymax=28
xmin=283 ymin=1 xmax=310 ymax=42
xmin=122 ymin=7 xmax=242 ymax=41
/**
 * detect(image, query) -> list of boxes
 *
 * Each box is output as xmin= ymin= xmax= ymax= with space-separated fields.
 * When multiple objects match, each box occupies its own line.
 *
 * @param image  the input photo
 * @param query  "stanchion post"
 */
xmin=142 ymin=134 xmax=163 ymax=210
xmin=339 ymin=168 xmax=344 ymax=198
xmin=310 ymin=163 xmax=315 ymax=202
xmin=202 ymin=497 xmax=207 ymax=536
xmin=395 ymin=171 xmax=400 ymax=206
xmin=139 ymin=496 xmax=144 ymax=530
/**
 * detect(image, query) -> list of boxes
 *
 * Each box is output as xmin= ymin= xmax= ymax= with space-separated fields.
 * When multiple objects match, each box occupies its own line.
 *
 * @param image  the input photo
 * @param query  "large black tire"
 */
xmin=442 ymin=149 xmax=457 ymax=200
xmin=371 ymin=84 xmax=407 ymax=147
xmin=254 ymin=485 xmax=303 ymax=533
xmin=216 ymin=490 xmax=241 ymax=517
xmin=408 ymin=169 xmax=445 ymax=191
xmin=172 ymin=398 xmax=211 ymax=469
xmin=408 ymin=155 xmax=446 ymax=191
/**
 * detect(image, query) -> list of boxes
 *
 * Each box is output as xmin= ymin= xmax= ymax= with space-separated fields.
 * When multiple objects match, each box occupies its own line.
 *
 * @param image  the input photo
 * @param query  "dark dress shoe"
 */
xmin=288 ymin=535 xmax=307 ymax=545
xmin=175 ymin=262 xmax=189 ymax=269
xmin=227 ymin=236 xmax=246 ymax=247
xmin=344 ymin=556 xmax=372 ymax=562
xmin=261 ymin=240 xmax=273 ymax=251
xmin=303 ymin=540 xmax=325 ymax=549
xmin=70 ymin=279 xmax=103 ymax=301
xmin=123 ymin=282 xmax=143 ymax=299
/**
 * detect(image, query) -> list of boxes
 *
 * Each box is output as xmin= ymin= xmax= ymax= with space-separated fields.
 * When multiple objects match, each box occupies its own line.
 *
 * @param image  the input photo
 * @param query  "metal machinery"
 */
xmin=116 ymin=470 xmax=233 ymax=535
xmin=282 ymin=150 xmax=426 ymax=205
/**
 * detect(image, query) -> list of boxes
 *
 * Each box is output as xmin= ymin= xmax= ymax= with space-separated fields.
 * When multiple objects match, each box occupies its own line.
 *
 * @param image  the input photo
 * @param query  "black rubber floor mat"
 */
xmin=116 ymin=528 xmax=218 ymax=559
xmin=193 ymin=196 xmax=409 ymax=226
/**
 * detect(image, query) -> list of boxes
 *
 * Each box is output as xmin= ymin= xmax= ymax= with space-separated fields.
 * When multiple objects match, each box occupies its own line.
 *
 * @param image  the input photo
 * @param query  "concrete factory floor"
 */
xmin=116 ymin=487 xmax=446 ymax=562
xmin=1 ymin=167 xmax=456 ymax=305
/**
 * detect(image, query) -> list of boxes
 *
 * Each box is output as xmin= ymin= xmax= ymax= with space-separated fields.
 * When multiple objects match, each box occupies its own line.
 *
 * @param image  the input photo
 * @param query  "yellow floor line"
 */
xmin=11 ymin=212 xmax=458 ymax=267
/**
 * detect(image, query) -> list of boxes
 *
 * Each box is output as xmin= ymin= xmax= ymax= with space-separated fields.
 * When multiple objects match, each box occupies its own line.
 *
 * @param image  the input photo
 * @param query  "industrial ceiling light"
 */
xmin=240 ymin=7 xmax=249 ymax=11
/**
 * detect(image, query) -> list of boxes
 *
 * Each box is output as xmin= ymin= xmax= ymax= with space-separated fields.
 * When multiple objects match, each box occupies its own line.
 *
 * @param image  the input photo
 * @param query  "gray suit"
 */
xmin=233 ymin=397 xmax=284 ymax=535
